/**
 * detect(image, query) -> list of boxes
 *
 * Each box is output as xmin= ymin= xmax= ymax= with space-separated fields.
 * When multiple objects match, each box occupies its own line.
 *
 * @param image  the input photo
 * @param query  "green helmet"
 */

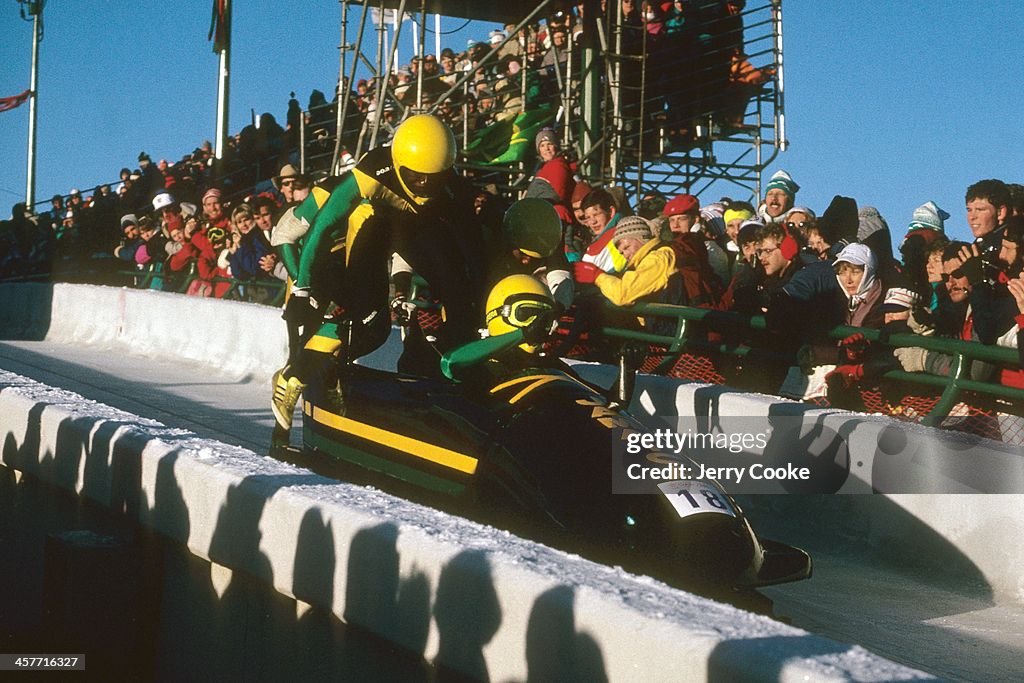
xmin=503 ymin=198 xmax=562 ymax=259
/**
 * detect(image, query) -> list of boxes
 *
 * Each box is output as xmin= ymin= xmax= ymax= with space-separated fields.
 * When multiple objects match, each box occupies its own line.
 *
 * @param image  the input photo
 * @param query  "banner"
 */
xmin=208 ymin=0 xmax=229 ymax=53
xmin=464 ymin=108 xmax=555 ymax=166
xmin=370 ymin=8 xmax=409 ymax=25
xmin=0 ymin=90 xmax=31 ymax=113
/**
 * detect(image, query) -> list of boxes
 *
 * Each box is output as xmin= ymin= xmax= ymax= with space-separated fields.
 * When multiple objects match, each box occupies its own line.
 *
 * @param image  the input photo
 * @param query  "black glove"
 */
xmin=283 ymin=287 xmax=314 ymax=324
xmin=957 ymin=256 xmax=985 ymax=286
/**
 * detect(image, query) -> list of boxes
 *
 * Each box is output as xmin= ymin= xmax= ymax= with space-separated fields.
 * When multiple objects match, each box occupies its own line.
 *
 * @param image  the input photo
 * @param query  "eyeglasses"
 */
xmin=943 ymin=269 xmax=965 ymax=281
xmin=755 ymin=246 xmax=779 ymax=258
xmin=785 ymin=221 xmax=811 ymax=231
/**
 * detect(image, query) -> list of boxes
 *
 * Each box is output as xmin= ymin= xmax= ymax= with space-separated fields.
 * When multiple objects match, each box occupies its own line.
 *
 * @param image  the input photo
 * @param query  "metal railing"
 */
xmin=128 ymin=262 xmax=286 ymax=306
xmin=591 ymin=301 xmax=1024 ymax=429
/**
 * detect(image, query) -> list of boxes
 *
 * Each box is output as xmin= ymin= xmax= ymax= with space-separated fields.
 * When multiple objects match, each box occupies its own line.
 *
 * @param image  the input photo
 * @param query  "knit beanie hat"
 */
xmin=700 ymin=202 xmax=727 ymax=239
xmin=765 ymin=169 xmax=799 ymax=198
xmin=535 ymin=127 xmax=559 ymax=154
xmin=614 ymin=215 xmax=656 ymax=242
xmin=907 ymin=201 xmax=949 ymax=233
xmin=571 ymin=181 xmax=593 ymax=205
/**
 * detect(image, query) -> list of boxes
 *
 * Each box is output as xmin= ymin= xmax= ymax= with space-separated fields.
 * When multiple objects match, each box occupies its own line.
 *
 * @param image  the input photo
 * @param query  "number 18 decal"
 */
xmin=657 ymin=480 xmax=737 ymax=519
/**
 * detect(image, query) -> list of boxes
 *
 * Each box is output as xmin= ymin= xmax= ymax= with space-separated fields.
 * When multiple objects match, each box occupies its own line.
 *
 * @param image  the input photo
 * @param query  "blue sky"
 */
xmin=1 ymin=1 xmax=1021 ymax=247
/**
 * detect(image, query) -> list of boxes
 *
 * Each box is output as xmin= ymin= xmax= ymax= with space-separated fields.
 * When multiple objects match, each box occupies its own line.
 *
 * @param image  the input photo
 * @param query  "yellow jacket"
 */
xmin=593 ymin=239 xmax=676 ymax=306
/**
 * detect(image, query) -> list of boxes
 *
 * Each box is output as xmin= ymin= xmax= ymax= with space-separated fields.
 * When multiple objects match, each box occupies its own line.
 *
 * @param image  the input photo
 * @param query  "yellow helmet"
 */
xmin=391 ymin=114 xmax=457 ymax=199
xmin=485 ymin=275 xmax=554 ymax=351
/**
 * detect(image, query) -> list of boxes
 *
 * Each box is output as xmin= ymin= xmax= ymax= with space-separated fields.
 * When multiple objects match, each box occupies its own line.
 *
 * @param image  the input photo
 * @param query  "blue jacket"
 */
xmin=228 ymin=230 xmax=273 ymax=280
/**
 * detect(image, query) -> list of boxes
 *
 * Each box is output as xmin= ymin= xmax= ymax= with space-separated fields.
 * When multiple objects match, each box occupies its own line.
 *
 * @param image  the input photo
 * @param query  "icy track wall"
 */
xmin=1 ymin=283 xmax=1022 ymax=604
xmin=0 ymin=283 xmax=288 ymax=381
xmin=0 ymin=376 xmax=930 ymax=680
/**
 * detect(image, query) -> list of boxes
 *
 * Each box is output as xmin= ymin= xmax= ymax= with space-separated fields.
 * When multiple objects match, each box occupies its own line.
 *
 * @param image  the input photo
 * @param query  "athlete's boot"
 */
xmin=271 ymin=367 xmax=307 ymax=434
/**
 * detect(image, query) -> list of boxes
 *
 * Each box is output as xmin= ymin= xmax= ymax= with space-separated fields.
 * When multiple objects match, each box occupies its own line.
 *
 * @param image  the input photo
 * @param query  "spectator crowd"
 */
xmin=554 ymin=165 xmax=1024 ymax=408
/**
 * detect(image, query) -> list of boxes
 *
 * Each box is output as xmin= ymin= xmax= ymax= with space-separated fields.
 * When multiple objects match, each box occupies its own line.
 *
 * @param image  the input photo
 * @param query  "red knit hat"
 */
xmin=571 ymin=181 xmax=593 ymax=205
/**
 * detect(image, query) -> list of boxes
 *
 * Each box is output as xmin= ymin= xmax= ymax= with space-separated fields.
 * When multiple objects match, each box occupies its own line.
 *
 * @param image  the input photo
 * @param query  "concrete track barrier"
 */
xmin=0 ymin=367 xmax=928 ymax=681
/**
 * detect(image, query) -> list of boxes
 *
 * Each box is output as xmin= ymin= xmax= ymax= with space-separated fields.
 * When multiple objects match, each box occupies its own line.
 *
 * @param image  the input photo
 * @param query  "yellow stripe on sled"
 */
xmin=490 ymin=374 xmax=549 ymax=394
xmin=490 ymin=373 xmax=585 ymax=405
xmin=310 ymin=406 xmax=478 ymax=475
xmin=507 ymin=377 xmax=563 ymax=404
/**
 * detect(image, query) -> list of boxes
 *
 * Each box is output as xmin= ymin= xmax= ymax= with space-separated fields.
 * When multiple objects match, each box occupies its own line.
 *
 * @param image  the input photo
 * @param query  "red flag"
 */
xmin=208 ymin=0 xmax=229 ymax=53
xmin=0 ymin=89 xmax=31 ymax=113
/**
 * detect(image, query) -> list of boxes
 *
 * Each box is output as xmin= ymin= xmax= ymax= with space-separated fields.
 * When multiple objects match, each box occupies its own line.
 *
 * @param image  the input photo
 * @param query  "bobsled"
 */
xmin=298 ymin=355 xmax=811 ymax=598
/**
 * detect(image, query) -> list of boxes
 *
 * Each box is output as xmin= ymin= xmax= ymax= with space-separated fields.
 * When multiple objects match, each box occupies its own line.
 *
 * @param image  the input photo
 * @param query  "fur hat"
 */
xmin=816 ymin=195 xmax=859 ymax=245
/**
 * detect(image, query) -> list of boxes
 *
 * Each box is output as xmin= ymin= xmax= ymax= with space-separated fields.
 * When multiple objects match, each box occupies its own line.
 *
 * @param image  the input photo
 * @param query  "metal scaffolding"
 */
xmin=325 ymin=0 xmax=786 ymax=204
